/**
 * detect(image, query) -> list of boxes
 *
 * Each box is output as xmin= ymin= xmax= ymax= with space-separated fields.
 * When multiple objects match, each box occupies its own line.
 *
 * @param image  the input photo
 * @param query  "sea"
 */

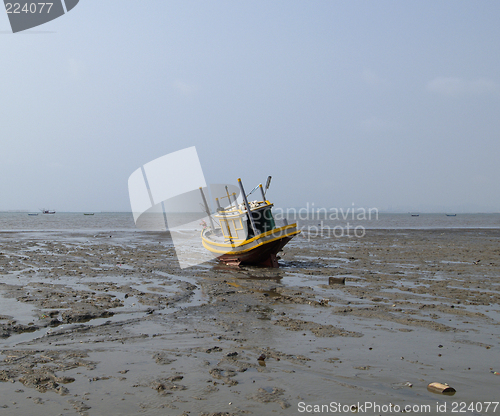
xmin=0 ymin=211 xmax=499 ymax=232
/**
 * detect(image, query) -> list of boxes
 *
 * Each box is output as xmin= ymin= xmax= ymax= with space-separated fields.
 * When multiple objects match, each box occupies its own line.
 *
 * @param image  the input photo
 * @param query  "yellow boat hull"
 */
xmin=201 ymin=224 xmax=300 ymax=267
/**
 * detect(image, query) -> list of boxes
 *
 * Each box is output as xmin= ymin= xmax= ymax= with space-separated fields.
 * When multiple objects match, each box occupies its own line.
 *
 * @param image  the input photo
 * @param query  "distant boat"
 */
xmin=41 ymin=209 xmax=55 ymax=214
xmin=28 ymin=213 xmax=38 ymax=216
xmin=446 ymin=214 xmax=457 ymax=217
xmin=411 ymin=214 xmax=419 ymax=217
xmin=84 ymin=213 xmax=94 ymax=215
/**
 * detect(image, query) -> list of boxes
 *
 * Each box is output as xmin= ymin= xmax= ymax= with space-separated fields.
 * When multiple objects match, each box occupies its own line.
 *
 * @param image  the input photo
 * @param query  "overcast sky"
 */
xmin=1 ymin=1 xmax=499 ymax=213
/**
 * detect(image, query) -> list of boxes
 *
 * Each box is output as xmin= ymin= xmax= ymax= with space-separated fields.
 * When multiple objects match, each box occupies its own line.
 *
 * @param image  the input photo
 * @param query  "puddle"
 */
xmin=0 ymin=293 xmax=39 ymax=325
xmin=1 ymin=311 xmax=150 ymax=348
xmin=0 ymin=267 xmax=207 ymax=348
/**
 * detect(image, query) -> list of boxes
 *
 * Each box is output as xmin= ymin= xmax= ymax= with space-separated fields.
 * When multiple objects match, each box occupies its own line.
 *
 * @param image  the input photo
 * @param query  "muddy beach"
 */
xmin=0 ymin=228 xmax=499 ymax=415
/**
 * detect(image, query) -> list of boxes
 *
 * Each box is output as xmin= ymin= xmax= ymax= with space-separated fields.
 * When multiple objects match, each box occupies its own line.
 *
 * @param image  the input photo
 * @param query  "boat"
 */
xmin=28 ymin=213 xmax=38 ymax=216
xmin=411 ymin=214 xmax=419 ymax=217
xmin=446 ymin=214 xmax=457 ymax=217
xmin=200 ymin=177 xmax=300 ymax=268
xmin=83 ymin=213 xmax=94 ymax=215
xmin=41 ymin=209 xmax=55 ymax=214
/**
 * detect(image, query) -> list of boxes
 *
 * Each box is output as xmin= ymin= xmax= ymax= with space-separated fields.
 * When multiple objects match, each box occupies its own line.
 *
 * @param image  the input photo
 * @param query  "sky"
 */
xmin=1 ymin=1 xmax=499 ymax=213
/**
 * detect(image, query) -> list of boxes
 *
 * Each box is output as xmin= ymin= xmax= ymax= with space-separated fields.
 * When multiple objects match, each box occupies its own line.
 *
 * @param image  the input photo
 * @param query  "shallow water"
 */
xmin=1 ymin=211 xmax=500 ymax=231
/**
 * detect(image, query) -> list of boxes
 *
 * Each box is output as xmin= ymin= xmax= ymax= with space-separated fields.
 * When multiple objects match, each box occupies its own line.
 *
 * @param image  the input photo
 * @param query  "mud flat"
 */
xmin=0 ymin=229 xmax=499 ymax=415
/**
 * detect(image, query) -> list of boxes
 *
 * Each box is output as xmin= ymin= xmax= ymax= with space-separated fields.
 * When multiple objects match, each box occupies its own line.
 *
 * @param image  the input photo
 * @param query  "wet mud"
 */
xmin=0 ymin=229 xmax=499 ymax=415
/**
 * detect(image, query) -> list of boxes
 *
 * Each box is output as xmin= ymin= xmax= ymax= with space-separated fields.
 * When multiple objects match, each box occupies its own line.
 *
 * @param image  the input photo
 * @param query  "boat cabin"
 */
xmin=214 ymin=201 xmax=276 ymax=242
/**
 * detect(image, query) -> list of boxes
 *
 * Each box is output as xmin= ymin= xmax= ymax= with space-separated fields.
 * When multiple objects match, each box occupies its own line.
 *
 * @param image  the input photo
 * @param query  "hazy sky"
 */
xmin=1 ymin=1 xmax=499 ymax=212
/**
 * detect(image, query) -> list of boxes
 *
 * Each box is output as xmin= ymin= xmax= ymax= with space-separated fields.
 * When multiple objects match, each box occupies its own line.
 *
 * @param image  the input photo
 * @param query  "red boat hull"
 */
xmin=217 ymin=235 xmax=293 ymax=268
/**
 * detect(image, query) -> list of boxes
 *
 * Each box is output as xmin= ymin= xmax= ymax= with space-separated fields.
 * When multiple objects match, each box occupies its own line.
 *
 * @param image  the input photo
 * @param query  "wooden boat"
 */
xmin=200 ymin=177 xmax=299 ymax=268
xmin=41 ymin=209 xmax=55 ymax=214
xmin=28 ymin=213 xmax=38 ymax=216
xmin=446 ymin=214 xmax=457 ymax=217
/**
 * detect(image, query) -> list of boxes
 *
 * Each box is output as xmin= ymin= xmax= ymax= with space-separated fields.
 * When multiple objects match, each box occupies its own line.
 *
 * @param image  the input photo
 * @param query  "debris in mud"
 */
xmin=329 ymin=276 xmax=346 ymax=285
xmin=427 ymin=382 xmax=456 ymax=395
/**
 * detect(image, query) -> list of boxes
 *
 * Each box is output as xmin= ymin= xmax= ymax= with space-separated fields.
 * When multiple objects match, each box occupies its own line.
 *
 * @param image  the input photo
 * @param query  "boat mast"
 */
xmin=238 ymin=178 xmax=258 ymax=237
xmin=199 ymin=187 xmax=215 ymax=230
xmin=265 ymin=176 xmax=272 ymax=195
xmin=259 ymin=184 xmax=266 ymax=202
xmin=224 ymin=186 xmax=234 ymax=210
